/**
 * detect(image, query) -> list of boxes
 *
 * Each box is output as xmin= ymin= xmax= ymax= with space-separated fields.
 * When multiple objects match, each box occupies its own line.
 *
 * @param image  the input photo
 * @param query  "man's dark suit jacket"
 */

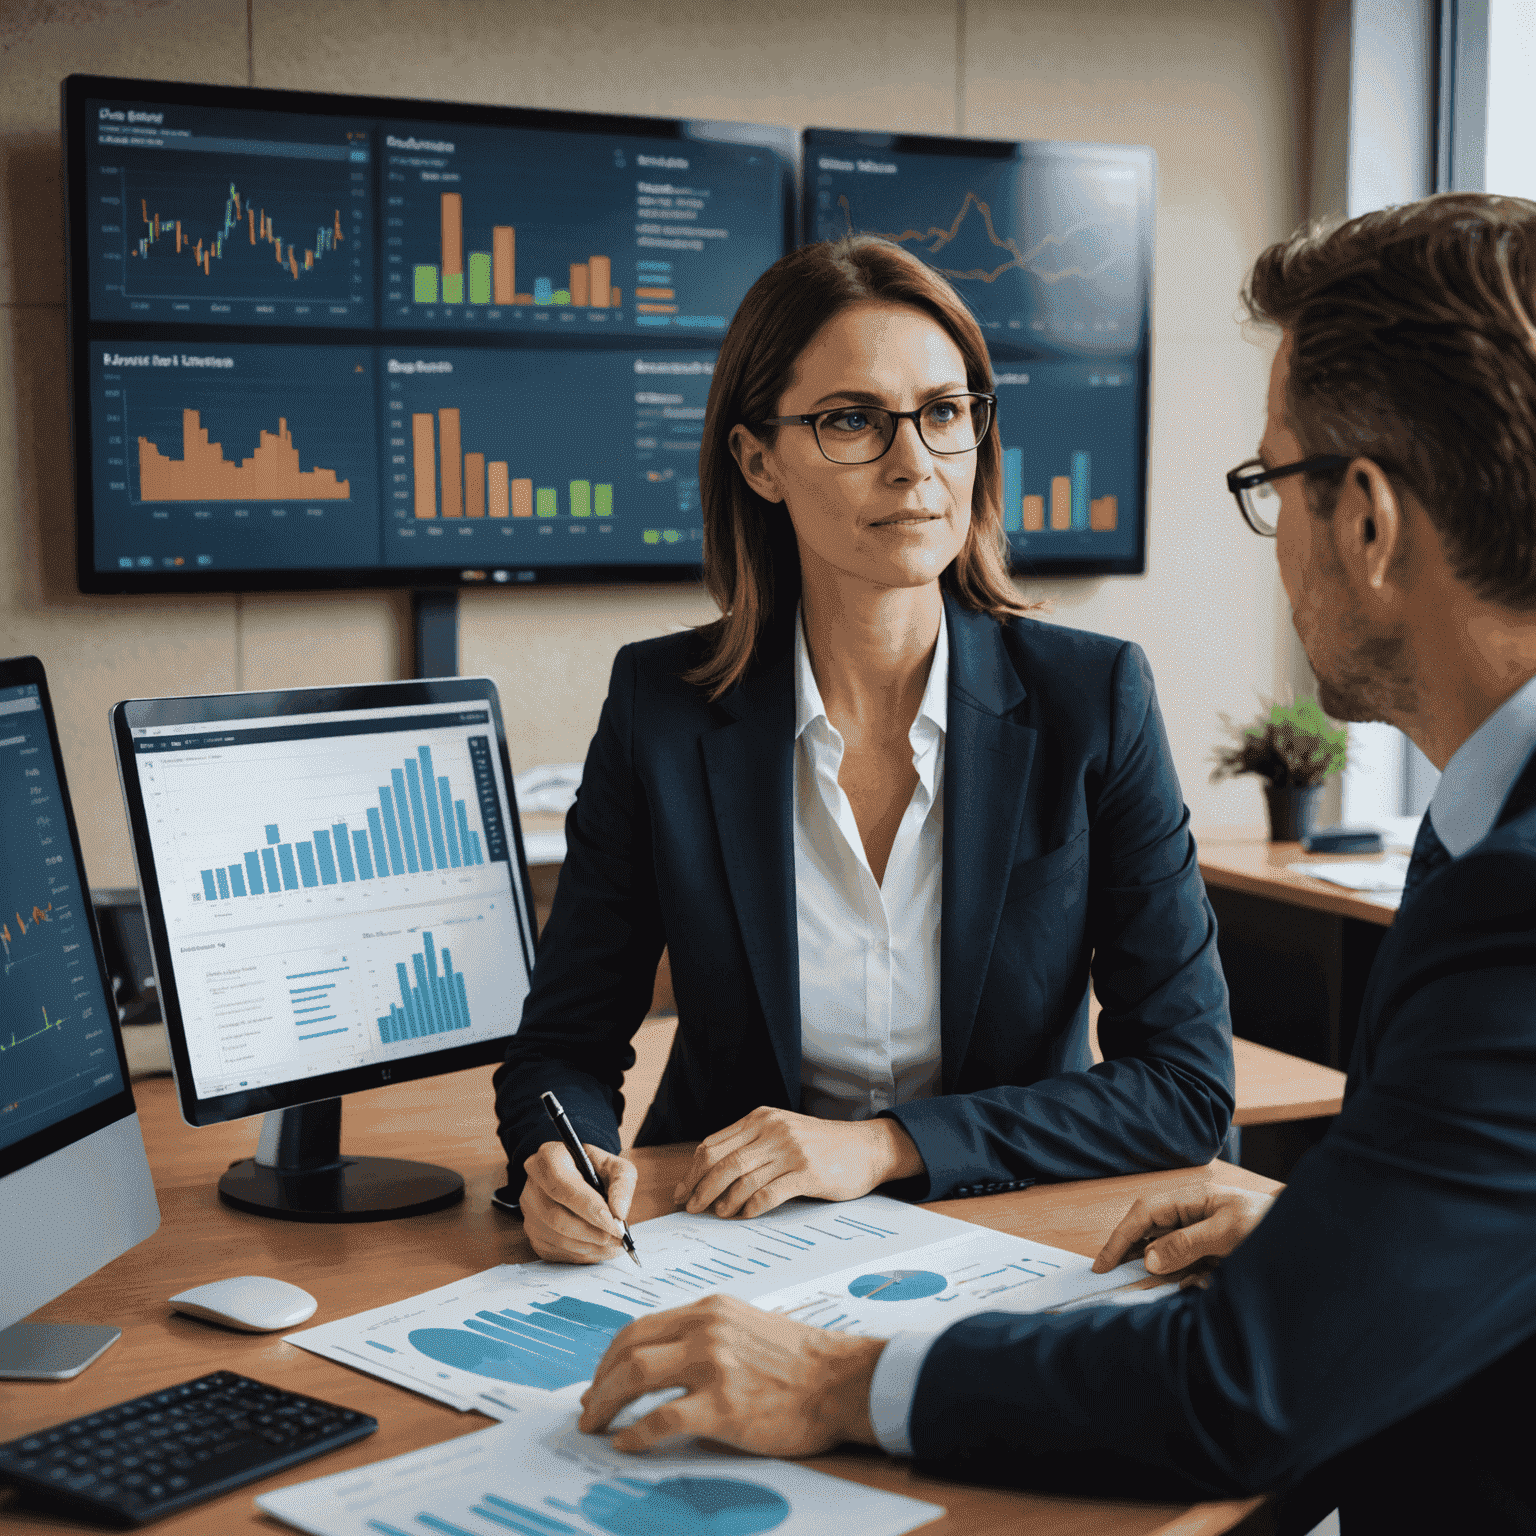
xmin=904 ymin=751 xmax=1536 ymax=1532
xmin=494 ymin=594 xmax=1234 ymax=1203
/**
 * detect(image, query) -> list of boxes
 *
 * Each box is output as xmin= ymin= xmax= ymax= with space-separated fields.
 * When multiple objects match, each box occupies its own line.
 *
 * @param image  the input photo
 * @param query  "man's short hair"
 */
xmin=1244 ymin=193 xmax=1536 ymax=609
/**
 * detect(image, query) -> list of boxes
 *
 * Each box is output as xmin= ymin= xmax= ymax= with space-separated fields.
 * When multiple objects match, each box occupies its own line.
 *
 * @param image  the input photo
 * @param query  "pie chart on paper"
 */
xmin=847 ymin=1270 xmax=948 ymax=1302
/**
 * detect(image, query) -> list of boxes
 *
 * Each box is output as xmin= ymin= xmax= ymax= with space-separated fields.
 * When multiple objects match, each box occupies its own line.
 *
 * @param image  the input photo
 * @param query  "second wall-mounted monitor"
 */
xmin=66 ymin=76 xmax=797 ymax=593
xmin=804 ymin=130 xmax=1154 ymax=577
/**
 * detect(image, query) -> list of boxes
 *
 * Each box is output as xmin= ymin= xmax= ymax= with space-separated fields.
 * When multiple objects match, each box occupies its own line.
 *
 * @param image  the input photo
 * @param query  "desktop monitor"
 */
xmin=0 ymin=655 xmax=160 ymax=1379
xmin=64 ymin=74 xmax=798 ymax=593
xmin=804 ymin=128 xmax=1155 ymax=577
xmin=110 ymin=677 xmax=537 ymax=1221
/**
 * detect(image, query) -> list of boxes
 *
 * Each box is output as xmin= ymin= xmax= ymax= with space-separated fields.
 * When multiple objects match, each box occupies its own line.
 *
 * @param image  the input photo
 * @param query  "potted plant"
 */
xmin=1211 ymin=697 xmax=1348 ymax=842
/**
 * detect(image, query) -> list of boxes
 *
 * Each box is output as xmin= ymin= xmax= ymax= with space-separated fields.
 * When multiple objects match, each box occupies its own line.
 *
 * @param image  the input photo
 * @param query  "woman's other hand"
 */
xmin=672 ymin=1107 xmax=924 ymax=1219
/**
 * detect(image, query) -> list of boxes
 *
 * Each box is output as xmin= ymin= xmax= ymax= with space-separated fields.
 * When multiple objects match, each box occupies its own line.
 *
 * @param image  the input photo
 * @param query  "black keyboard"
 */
xmin=0 ymin=1369 xmax=376 ymax=1527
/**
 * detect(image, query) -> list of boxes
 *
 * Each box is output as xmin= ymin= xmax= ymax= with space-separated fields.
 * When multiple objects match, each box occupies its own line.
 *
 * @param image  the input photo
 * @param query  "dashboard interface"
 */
xmin=69 ymin=78 xmax=794 ymax=590
xmin=122 ymin=695 xmax=533 ymax=1105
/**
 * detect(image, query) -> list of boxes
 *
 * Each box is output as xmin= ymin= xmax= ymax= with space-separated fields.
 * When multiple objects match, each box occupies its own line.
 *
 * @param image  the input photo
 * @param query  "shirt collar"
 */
xmin=1429 ymin=670 xmax=1536 ymax=857
xmin=793 ymin=606 xmax=949 ymax=746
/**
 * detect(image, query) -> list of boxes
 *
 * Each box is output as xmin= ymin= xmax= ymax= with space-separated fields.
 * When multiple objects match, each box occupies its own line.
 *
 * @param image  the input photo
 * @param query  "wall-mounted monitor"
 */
xmin=64 ymin=76 xmax=796 ymax=593
xmin=805 ymin=129 xmax=1154 ymax=577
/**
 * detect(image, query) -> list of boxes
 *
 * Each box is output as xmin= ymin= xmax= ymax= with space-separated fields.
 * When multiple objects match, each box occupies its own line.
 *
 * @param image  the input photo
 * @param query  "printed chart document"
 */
xmin=749 ymin=1224 xmax=1147 ymax=1337
xmin=288 ymin=1194 xmax=1147 ymax=1416
xmin=288 ymin=1196 xmax=969 ymax=1414
xmin=257 ymin=1406 xmax=944 ymax=1536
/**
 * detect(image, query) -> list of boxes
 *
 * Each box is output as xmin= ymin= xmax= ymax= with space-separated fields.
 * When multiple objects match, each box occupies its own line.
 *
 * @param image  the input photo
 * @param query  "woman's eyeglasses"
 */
xmin=756 ymin=393 xmax=996 ymax=466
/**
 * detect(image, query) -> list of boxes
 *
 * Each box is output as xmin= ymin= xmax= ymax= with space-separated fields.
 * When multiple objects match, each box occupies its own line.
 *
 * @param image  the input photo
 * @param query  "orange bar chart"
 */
xmin=441 ymin=194 xmax=464 ymax=303
xmin=512 ymin=478 xmax=533 ymax=518
xmin=570 ymin=264 xmax=590 ymax=306
xmin=464 ymin=453 xmax=486 ymax=518
xmin=493 ymin=227 xmax=515 ymax=305
xmin=438 ymin=408 xmax=463 ymax=518
xmin=1022 ymin=494 xmax=1045 ymax=532
xmin=138 ymin=410 xmax=350 ymax=502
xmin=589 ymin=255 xmax=612 ymax=308
xmin=1089 ymin=496 xmax=1118 ymax=530
xmin=488 ymin=461 xmax=510 ymax=518
xmin=1050 ymin=476 xmax=1072 ymax=530
xmin=412 ymin=414 xmax=437 ymax=518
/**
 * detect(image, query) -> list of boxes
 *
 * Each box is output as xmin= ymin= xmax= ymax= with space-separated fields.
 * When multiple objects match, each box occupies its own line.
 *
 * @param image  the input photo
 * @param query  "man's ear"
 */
xmin=729 ymin=424 xmax=784 ymax=504
xmin=1332 ymin=458 xmax=1404 ymax=602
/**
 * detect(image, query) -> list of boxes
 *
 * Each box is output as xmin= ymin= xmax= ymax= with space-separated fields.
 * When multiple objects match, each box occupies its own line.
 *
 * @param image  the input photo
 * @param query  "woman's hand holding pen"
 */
xmin=521 ymin=1140 xmax=638 ymax=1263
xmin=672 ymin=1107 xmax=925 ymax=1219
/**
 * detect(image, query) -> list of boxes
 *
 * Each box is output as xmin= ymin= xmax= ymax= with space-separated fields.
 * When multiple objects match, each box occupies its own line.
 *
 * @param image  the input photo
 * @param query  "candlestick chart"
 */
xmin=87 ymin=99 xmax=372 ymax=326
xmin=0 ymin=687 xmax=123 ymax=1156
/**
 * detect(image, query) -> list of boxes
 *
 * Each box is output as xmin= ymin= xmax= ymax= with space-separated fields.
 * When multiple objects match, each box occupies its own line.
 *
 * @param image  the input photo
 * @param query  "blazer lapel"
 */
xmin=940 ymin=597 xmax=1037 ymax=1091
xmin=700 ymin=637 xmax=801 ymax=1106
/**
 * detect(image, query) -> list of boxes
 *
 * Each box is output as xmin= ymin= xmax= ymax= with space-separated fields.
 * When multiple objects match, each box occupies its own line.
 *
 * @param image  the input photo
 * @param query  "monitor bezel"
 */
xmin=802 ymin=127 xmax=1155 ymax=579
xmin=65 ymin=73 xmax=799 ymax=595
xmin=0 ymin=654 xmax=140 ymax=1184
xmin=110 ymin=675 xmax=539 ymax=1127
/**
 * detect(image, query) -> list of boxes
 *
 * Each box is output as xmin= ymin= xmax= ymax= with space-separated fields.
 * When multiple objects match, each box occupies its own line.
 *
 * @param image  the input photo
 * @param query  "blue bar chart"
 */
xmin=406 ymin=1295 xmax=634 ymax=1392
xmin=377 ymin=931 xmax=471 ymax=1043
xmin=196 ymin=743 xmax=485 ymax=901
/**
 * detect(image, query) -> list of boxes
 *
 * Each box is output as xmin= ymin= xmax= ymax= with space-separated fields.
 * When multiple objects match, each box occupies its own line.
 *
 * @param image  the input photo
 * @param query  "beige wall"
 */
xmin=1 ymin=0 xmax=1308 ymax=887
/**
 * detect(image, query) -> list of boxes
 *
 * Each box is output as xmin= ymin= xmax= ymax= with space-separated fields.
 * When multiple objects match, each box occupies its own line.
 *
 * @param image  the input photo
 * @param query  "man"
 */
xmin=576 ymin=193 xmax=1536 ymax=1533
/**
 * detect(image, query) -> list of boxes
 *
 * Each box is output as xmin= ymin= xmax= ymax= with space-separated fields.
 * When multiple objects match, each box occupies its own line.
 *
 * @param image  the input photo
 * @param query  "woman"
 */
xmin=494 ymin=236 xmax=1233 ymax=1263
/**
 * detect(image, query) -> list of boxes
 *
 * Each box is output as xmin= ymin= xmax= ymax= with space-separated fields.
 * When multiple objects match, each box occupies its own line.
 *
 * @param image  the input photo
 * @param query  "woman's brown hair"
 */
xmin=687 ymin=235 xmax=1032 ymax=699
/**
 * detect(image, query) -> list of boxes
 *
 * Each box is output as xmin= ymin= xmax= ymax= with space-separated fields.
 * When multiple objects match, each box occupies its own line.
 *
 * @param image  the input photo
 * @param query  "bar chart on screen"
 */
xmin=383 ymin=347 xmax=711 ymax=565
xmin=188 ymin=740 xmax=488 ymax=907
xmin=992 ymin=360 xmax=1143 ymax=564
xmin=380 ymin=116 xmax=783 ymax=336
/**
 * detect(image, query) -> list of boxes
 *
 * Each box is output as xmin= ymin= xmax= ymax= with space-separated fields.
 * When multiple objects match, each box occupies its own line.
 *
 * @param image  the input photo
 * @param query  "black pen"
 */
xmin=540 ymin=1090 xmax=641 ymax=1267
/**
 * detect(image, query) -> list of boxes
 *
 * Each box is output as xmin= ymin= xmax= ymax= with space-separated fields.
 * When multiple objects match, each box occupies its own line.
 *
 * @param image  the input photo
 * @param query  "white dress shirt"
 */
xmin=794 ymin=608 xmax=946 ymax=1121
xmin=1427 ymin=671 xmax=1536 ymax=856
xmin=870 ymin=667 xmax=1536 ymax=1459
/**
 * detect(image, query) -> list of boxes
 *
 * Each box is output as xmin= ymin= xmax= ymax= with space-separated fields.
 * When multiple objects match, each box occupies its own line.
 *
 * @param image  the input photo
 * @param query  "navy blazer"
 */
xmin=493 ymin=595 xmax=1234 ymax=1202
xmin=903 ymin=752 xmax=1536 ymax=1531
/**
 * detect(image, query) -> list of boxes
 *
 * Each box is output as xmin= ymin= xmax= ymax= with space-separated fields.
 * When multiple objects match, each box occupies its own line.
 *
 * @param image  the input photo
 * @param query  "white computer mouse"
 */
xmin=169 ymin=1276 xmax=317 ymax=1332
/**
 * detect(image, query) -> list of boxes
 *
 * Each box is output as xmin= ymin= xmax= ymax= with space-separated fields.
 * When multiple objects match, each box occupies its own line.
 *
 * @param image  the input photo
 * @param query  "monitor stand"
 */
xmin=218 ymin=1098 xmax=464 ymax=1222
xmin=0 ymin=1322 xmax=122 ymax=1380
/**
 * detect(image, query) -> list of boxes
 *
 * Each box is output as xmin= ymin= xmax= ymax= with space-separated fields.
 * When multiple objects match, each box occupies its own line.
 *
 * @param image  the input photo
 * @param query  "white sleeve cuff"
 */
xmin=868 ymin=1331 xmax=939 ymax=1457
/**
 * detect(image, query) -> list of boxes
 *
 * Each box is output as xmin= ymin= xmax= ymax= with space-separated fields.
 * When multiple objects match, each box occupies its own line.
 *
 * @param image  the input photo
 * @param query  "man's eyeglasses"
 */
xmin=1226 ymin=455 xmax=1350 ymax=536
xmin=756 ymin=393 xmax=996 ymax=466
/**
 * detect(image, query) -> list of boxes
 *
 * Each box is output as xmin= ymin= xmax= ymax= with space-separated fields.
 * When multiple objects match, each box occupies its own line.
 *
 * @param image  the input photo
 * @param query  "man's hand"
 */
xmin=672 ymin=1108 xmax=924 ymax=1219
xmin=579 ymin=1294 xmax=886 ymax=1455
xmin=1092 ymin=1186 xmax=1276 ymax=1285
xmin=521 ymin=1139 xmax=638 ymax=1264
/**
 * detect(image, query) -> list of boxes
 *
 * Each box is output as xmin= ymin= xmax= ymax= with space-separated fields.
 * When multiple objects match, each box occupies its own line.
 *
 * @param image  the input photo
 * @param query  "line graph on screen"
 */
xmin=835 ymin=191 xmax=1127 ymax=287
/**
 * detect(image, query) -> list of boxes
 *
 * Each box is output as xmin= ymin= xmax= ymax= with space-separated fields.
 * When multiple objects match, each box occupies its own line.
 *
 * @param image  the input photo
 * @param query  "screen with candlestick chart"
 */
xmin=805 ymin=129 xmax=1153 ymax=576
xmin=67 ymin=76 xmax=795 ymax=592
xmin=0 ymin=683 xmax=125 ymax=1157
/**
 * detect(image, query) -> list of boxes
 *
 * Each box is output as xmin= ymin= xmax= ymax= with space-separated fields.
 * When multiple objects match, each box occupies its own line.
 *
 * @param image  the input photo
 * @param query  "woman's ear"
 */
xmin=729 ymin=423 xmax=784 ymax=504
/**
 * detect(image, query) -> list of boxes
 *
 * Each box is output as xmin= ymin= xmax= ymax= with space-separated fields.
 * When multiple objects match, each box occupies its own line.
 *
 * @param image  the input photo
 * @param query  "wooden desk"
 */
xmin=1197 ymin=834 xmax=1394 ymax=1074
xmin=2 ymin=1072 xmax=1276 ymax=1536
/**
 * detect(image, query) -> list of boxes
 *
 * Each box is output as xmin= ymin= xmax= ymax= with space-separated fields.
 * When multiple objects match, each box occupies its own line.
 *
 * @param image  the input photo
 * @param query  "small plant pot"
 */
xmin=1264 ymin=783 xmax=1324 ymax=842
